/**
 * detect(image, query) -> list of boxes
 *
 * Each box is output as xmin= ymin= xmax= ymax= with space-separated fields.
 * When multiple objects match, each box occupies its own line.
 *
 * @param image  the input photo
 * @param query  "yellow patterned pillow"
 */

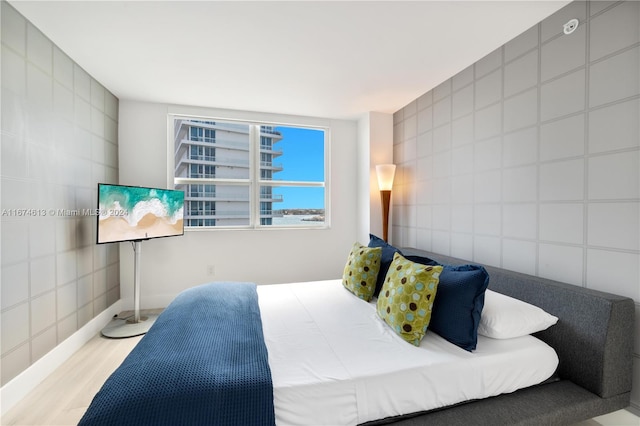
xmin=342 ymin=242 xmax=382 ymax=301
xmin=377 ymin=252 xmax=443 ymax=345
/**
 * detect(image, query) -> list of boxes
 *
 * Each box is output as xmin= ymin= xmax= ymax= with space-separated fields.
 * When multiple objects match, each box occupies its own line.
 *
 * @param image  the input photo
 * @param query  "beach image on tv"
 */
xmin=97 ymin=184 xmax=184 ymax=243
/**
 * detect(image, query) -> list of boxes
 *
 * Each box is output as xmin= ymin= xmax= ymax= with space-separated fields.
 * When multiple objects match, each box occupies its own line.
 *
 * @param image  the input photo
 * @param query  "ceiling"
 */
xmin=10 ymin=1 xmax=570 ymax=120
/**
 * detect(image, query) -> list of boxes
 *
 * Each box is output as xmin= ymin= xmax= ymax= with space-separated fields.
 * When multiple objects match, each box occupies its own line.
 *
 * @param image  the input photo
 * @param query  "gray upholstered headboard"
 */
xmin=401 ymin=248 xmax=635 ymax=400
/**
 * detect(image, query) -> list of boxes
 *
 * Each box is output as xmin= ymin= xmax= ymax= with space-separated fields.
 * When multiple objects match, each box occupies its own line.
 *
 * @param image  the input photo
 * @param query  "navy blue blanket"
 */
xmin=79 ymin=282 xmax=275 ymax=426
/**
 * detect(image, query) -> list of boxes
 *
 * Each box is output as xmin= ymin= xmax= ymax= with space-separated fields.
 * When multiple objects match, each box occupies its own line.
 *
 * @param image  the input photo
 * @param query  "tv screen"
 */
xmin=96 ymin=183 xmax=185 ymax=244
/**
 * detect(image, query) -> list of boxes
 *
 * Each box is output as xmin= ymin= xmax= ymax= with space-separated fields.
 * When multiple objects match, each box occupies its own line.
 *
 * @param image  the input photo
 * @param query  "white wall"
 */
xmin=118 ymin=100 xmax=360 ymax=307
xmin=358 ymin=112 xmax=394 ymax=243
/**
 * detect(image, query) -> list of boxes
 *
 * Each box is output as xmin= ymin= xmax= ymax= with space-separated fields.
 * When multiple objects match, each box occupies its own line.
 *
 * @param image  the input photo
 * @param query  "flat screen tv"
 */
xmin=96 ymin=183 xmax=184 ymax=244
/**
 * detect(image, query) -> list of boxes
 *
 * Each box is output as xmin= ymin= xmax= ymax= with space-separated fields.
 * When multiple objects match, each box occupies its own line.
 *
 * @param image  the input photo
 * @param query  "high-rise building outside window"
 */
xmin=171 ymin=117 xmax=327 ymax=228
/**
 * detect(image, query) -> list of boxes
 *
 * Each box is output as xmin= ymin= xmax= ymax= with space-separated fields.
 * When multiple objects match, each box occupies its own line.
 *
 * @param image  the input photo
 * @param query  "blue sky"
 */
xmin=273 ymin=126 xmax=324 ymax=209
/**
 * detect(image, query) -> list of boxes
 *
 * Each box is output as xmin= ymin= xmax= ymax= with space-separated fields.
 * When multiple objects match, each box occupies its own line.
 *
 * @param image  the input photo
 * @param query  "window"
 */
xmin=190 ymin=184 xmax=215 ymax=198
xmin=189 ymin=126 xmax=216 ymax=143
xmin=190 ymin=145 xmax=215 ymax=162
xmin=172 ymin=117 xmax=327 ymax=228
xmin=189 ymin=164 xmax=216 ymax=178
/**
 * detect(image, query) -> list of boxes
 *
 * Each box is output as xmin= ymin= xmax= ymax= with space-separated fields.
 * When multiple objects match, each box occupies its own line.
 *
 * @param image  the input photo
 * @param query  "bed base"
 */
xmin=365 ymin=380 xmax=630 ymax=425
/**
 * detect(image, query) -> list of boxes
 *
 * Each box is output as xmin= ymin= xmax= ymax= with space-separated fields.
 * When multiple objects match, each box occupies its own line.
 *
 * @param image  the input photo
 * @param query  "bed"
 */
xmin=258 ymin=279 xmax=558 ymax=425
xmin=79 ymin=242 xmax=635 ymax=426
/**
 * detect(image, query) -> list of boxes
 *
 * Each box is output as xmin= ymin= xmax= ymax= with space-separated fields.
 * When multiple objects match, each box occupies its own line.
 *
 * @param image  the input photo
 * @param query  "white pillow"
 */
xmin=478 ymin=290 xmax=558 ymax=339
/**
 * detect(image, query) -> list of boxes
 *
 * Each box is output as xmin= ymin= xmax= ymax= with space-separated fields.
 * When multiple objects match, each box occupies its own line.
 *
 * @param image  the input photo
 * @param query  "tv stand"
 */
xmin=101 ymin=240 xmax=158 ymax=338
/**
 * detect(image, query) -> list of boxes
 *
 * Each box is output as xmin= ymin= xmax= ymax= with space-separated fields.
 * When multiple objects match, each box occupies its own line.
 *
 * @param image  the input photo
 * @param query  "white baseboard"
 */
xmin=0 ymin=300 xmax=123 ymax=416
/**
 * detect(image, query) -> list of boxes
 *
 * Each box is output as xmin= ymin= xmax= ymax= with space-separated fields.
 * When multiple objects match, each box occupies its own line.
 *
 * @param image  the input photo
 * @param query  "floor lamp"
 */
xmin=376 ymin=164 xmax=396 ymax=242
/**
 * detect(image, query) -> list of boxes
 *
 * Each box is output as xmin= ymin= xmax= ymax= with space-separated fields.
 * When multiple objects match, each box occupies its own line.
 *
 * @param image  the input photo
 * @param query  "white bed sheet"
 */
xmin=257 ymin=279 xmax=559 ymax=426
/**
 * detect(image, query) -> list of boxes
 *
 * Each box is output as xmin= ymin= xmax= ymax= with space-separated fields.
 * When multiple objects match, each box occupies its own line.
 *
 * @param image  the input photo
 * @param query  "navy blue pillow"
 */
xmin=404 ymin=255 xmax=438 ymax=267
xmin=408 ymin=257 xmax=489 ymax=351
xmin=368 ymin=234 xmax=402 ymax=297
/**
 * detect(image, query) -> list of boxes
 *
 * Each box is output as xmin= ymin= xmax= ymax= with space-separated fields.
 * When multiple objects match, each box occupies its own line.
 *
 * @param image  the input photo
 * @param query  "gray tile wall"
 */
xmin=1 ymin=2 xmax=120 ymax=385
xmin=392 ymin=0 xmax=640 ymax=412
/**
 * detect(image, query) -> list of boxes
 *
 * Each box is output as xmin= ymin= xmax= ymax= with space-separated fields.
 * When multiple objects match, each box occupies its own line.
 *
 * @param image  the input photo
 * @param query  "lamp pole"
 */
xmin=375 ymin=164 xmax=396 ymax=242
xmin=380 ymin=189 xmax=391 ymax=242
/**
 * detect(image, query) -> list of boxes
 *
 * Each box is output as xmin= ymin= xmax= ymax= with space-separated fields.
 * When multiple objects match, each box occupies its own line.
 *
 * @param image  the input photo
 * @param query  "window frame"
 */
xmin=169 ymin=114 xmax=330 ymax=230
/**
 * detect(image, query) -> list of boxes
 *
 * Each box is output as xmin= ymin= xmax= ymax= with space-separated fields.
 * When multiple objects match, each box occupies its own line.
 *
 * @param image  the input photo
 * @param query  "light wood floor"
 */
xmin=2 ymin=333 xmax=638 ymax=425
xmin=2 ymin=333 xmax=142 ymax=426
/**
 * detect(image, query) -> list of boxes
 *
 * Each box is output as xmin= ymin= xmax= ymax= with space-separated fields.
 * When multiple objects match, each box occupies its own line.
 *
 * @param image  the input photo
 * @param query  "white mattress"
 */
xmin=257 ymin=279 xmax=559 ymax=425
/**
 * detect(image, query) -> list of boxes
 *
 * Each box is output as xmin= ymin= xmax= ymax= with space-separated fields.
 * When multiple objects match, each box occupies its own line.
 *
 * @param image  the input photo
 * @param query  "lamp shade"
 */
xmin=376 ymin=164 xmax=396 ymax=191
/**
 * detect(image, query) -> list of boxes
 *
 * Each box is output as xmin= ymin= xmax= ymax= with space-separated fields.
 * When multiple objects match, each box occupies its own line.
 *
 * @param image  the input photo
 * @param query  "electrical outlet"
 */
xmin=207 ymin=265 xmax=215 ymax=276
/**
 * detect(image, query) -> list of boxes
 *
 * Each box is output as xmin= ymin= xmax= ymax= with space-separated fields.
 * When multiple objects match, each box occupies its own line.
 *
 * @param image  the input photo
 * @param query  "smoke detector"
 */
xmin=563 ymin=18 xmax=579 ymax=35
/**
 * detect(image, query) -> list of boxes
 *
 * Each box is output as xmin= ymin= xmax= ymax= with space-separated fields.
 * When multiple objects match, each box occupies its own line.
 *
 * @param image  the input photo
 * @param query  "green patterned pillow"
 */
xmin=342 ymin=242 xmax=382 ymax=301
xmin=377 ymin=252 xmax=443 ymax=345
